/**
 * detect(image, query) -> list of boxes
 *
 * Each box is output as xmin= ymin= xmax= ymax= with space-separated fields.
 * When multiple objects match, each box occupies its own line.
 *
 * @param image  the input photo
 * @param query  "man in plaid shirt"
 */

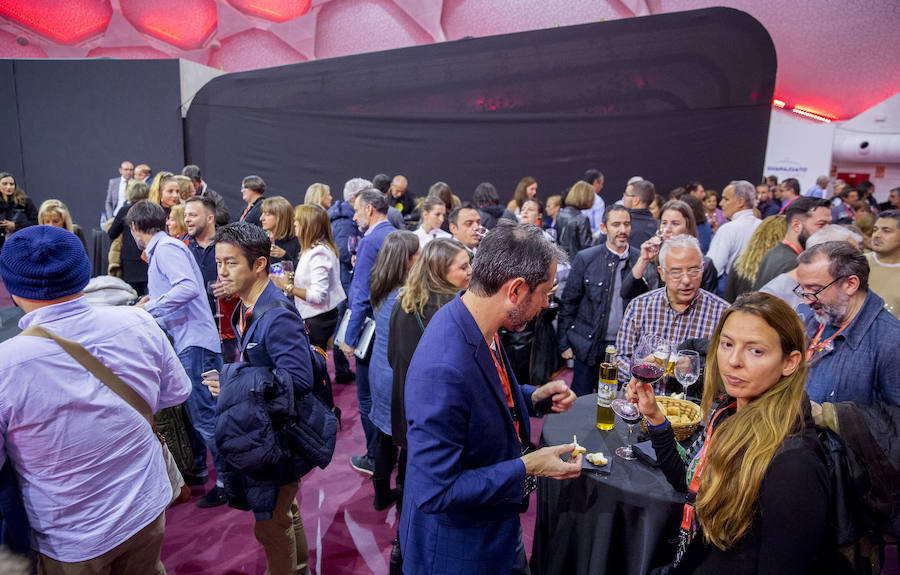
xmin=616 ymin=234 xmax=729 ymax=378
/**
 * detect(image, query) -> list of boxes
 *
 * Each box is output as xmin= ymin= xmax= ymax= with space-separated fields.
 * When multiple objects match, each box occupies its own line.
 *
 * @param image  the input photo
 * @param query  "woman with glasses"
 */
xmin=622 ymin=200 xmax=718 ymax=300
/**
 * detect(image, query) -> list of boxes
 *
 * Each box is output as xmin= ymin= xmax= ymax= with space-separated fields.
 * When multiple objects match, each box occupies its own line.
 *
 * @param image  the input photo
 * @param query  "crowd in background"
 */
xmin=0 ymin=161 xmax=898 ymax=575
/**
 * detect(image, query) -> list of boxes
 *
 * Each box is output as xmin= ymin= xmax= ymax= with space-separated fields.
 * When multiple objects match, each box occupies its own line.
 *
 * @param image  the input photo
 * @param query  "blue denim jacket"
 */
xmin=803 ymin=290 xmax=900 ymax=406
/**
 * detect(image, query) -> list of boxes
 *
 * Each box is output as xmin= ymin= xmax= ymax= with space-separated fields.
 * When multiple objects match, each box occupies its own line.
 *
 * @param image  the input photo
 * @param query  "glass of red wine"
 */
xmin=631 ymin=334 xmax=670 ymax=394
xmin=611 ymin=397 xmax=642 ymax=460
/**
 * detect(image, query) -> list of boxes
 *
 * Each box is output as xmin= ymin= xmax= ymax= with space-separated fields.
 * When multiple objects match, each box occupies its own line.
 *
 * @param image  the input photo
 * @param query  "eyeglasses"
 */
xmin=793 ymin=275 xmax=848 ymax=302
xmin=665 ymin=267 xmax=702 ymax=280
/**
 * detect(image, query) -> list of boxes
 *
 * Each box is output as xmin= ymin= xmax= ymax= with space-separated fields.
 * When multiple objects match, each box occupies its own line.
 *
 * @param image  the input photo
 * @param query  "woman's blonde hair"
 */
xmin=127 ymin=180 xmax=150 ymax=203
xmin=173 ymin=175 xmax=194 ymax=201
xmin=304 ymin=183 xmax=331 ymax=207
xmin=261 ymin=195 xmax=295 ymax=240
xmin=696 ymin=292 xmax=807 ymax=550
xmin=38 ymin=199 xmax=74 ymax=231
xmin=168 ymin=203 xmax=187 ymax=236
xmin=565 ymin=180 xmax=594 ymax=210
xmin=400 ymin=238 xmax=466 ymax=314
xmin=294 ymin=204 xmax=338 ymax=257
xmin=732 ymin=215 xmax=786 ymax=282
xmin=148 ymin=171 xmax=173 ymax=205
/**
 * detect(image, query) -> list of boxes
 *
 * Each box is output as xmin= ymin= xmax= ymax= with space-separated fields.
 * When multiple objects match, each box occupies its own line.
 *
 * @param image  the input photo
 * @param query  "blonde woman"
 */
xmin=173 ymin=175 xmax=195 ymax=202
xmin=723 ymin=215 xmax=787 ymax=302
xmin=260 ymin=196 xmax=300 ymax=266
xmin=147 ymin=171 xmax=173 ymax=207
xmin=167 ymin=203 xmax=187 ymax=238
xmin=38 ymin=199 xmax=86 ymax=248
xmin=270 ymin=204 xmax=345 ymax=350
xmin=628 ymin=292 xmax=831 ymax=574
xmin=304 ymin=183 xmax=332 ymax=209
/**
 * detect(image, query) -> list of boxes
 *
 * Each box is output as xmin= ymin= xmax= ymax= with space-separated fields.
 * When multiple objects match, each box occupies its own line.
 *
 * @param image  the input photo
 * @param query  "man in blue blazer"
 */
xmin=208 ymin=221 xmax=314 ymax=575
xmin=339 ymin=189 xmax=395 ymax=474
xmin=400 ymin=222 xmax=582 ymax=575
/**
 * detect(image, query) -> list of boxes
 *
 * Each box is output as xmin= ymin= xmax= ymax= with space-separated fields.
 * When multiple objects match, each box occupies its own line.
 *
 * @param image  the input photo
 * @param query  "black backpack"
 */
xmin=247 ymin=300 xmax=341 ymax=430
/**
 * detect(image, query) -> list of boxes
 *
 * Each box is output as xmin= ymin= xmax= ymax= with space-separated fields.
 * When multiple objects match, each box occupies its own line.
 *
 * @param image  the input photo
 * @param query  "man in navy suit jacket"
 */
xmin=400 ymin=222 xmax=581 ymax=575
xmin=207 ymin=221 xmax=313 ymax=575
xmin=339 ymin=189 xmax=395 ymax=473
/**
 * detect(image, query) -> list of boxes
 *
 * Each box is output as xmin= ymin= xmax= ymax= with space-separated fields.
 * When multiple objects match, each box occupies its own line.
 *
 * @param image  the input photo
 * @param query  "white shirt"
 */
xmin=414 ymin=226 xmax=451 ymax=248
xmin=706 ymin=209 xmax=761 ymax=276
xmin=114 ymin=176 xmax=128 ymax=215
xmin=292 ymin=243 xmax=346 ymax=319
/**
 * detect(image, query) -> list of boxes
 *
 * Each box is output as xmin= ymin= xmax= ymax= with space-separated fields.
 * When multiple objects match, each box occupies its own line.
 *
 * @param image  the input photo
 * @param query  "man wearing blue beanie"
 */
xmin=0 ymin=225 xmax=191 ymax=572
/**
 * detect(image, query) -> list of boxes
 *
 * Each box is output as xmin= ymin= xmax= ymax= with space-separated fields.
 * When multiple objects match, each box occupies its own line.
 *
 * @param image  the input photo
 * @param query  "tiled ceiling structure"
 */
xmin=0 ymin=0 xmax=897 ymax=120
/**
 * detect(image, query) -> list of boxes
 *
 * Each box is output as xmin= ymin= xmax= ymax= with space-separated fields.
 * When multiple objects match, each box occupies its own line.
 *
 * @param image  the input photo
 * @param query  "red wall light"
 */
xmin=227 ymin=0 xmax=311 ymax=23
xmin=0 ymin=0 xmax=112 ymax=45
xmin=772 ymin=97 xmax=837 ymax=123
xmin=119 ymin=0 xmax=217 ymax=51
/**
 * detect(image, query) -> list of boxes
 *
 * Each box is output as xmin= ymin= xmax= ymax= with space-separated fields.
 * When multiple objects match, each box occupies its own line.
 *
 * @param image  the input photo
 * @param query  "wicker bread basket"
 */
xmin=641 ymin=396 xmax=702 ymax=441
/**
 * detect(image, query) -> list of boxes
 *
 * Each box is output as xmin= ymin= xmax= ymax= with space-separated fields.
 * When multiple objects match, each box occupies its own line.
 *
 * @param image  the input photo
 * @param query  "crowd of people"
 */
xmin=0 ymin=162 xmax=898 ymax=575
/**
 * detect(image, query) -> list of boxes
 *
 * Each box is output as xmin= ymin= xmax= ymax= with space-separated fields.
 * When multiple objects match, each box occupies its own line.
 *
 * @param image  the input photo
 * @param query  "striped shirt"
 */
xmin=616 ymin=287 xmax=729 ymax=379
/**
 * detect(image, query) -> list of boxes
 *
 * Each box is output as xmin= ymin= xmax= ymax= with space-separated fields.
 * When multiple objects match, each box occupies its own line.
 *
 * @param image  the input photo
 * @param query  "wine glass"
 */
xmin=631 ymin=334 xmax=670 ymax=394
xmin=674 ymin=350 xmax=701 ymax=400
xmin=611 ymin=394 xmax=642 ymax=460
xmin=206 ymin=280 xmax=223 ymax=319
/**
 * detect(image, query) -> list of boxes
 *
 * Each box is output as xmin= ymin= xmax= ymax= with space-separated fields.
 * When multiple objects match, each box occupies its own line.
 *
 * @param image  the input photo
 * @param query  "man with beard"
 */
xmin=400 ymin=222 xmax=580 ymax=575
xmin=754 ymin=197 xmax=831 ymax=289
xmin=559 ymin=205 xmax=639 ymax=395
xmin=795 ymin=241 xmax=900 ymax=405
xmin=867 ymin=210 xmax=900 ymax=320
xmin=616 ymin=234 xmax=729 ymax=378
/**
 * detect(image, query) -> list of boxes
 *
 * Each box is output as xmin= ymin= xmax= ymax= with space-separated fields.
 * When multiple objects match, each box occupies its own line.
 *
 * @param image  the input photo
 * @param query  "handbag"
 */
xmin=17 ymin=325 xmax=187 ymax=504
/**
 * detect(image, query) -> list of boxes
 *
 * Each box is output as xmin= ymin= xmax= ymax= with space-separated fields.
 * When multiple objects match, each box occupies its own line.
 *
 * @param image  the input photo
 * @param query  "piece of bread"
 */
xmin=586 ymin=452 xmax=608 ymax=466
xmin=571 ymin=435 xmax=587 ymax=456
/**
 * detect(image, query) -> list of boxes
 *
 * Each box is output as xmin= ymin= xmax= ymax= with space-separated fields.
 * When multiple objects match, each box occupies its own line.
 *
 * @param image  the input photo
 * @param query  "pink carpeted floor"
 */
xmin=160 ymin=355 xmax=546 ymax=575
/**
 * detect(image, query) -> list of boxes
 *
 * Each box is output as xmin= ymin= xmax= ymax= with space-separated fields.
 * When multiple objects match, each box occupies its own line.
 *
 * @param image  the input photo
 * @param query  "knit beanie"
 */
xmin=0 ymin=225 xmax=91 ymax=301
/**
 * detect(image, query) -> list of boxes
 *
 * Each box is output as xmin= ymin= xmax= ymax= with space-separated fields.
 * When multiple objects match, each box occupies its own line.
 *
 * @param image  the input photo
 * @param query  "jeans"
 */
xmin=355 ymin=356 xmax=378 ymax=459
xmin=177 ymin=346 xmax=224 ymax=482
xmin=571 ymin=358 xmax=601 ymax=397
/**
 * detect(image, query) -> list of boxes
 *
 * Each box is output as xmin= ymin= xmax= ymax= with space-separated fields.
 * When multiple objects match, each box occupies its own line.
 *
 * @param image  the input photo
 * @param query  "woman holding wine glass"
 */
xmin=626 ymin=292 xmax=833 ymax=574
xmin=621 ymin=200 xmax=718 ymax=299
xmin=260 ymin=196 xmax=301 ymax=267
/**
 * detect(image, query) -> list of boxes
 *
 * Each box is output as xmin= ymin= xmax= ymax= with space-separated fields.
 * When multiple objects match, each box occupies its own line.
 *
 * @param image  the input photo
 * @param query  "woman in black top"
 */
xmin=108 ymin=180 xmax=150 ymax=295
xmin=0 ymin=172 xmax=38 ymax=251
xmin=555 ymin=180 xmax=593 ymax=259
xmin=627 ymin=292 xmax=835 ymax=575
xmin=261 ymin=195 xmax=301 ymax=268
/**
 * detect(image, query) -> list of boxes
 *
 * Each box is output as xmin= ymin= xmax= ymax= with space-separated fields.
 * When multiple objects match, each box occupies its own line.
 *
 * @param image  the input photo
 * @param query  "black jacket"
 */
xmin=108 ymin=201 xmax=149 ymax=284
xmin=557 ymin=244 xmax=641 ymax=366
xmin=240 ymin=195 xmax=264 ymax=228
xmin=555 ymin=206 xmax=593 ymax=260
xmin=0 ymin=195 xmax=38 ymax=252
xmin=628 ymin=208 xmax=658 ymax=249
xmin=476 ymin=204 xmax=516 ymax=230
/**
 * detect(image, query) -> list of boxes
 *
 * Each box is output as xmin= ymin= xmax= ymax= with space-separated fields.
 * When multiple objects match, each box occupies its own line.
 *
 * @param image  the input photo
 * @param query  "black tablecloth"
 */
xmin=531 ymin=394 xmax=685 ymax=575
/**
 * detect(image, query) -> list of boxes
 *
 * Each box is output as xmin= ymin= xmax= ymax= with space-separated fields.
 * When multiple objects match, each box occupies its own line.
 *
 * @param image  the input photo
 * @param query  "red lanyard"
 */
xmin=237 ymin=303 xmax=254 ymax=335
xmin=806 ymin=322 xmax=848 ymax=361
xmin=488 ymin=334 xmax=520 ymax=440
xmin=782 ymin=239 xmax=802 ymax=255
xmin=680 ymin=401 xmax=736 ymax=531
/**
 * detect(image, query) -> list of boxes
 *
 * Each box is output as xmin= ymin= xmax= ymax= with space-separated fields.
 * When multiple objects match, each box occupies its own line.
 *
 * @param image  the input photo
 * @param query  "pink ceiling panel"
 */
xmin=0 ymin=0 xmax=112 ymax=45
xmin=314 ymin=0 xmax=433 ymax=60
xmin=209 ymin=27 xmax=306 ymax=72
xmin=119 ymin=0 xmax=217 ymax=51
xmin=226 ymin=0 xmax=311 ymax=23
xmin=0 ymin=28 xmax=47 ymax=57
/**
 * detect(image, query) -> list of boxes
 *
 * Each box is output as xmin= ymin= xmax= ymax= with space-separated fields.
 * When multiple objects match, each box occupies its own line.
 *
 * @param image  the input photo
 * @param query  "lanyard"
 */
xmin=237 ymin=303 xmax=255 ymax=335
xmin=806 ymin=322 xmax=848 ymax=361
xmin=782 ymin=239 xmax=802 ymax=255
xmin=778 ymin=196 xmax=798 ymax=214
xmin=488 ymin=334 xmax=521 ymax=441
xmin=680 ymin=401 xmax=736 ymax=531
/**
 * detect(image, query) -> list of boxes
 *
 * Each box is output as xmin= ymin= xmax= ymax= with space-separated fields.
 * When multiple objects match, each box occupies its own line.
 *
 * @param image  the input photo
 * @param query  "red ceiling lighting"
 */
xmin=227 ymin=0 xmax=311 ymax=23
xmin=119 ymin=0 xmax=217 ymax=51
xmin=0 ymin=0 xmax=112 ymax=45
xmin=772 ymin=97 xmax=837 ymax=123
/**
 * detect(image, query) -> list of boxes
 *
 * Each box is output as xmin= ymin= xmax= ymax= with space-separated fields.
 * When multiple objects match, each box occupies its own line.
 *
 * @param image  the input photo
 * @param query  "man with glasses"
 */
xmin=616 ymin=234 xmax=729 ymax=379
xmin=795 ymin=241 xmax=900 ymax=405
xmin=104 ymin=160 xmax=133 ymax=219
